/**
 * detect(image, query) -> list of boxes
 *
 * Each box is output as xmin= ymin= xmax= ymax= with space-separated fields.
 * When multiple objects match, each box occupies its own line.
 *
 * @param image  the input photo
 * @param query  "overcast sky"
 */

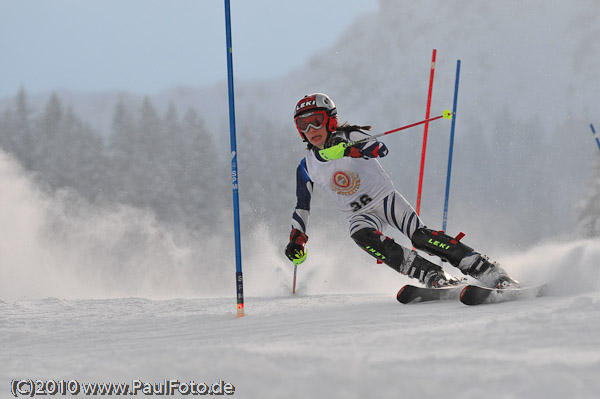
xmin=0 ymin=0 xmax=378 ymax=98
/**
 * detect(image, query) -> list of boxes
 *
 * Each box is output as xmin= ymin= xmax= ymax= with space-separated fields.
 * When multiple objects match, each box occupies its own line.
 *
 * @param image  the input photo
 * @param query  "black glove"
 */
xmin=285 ymin=229 xmax=308 ymax=265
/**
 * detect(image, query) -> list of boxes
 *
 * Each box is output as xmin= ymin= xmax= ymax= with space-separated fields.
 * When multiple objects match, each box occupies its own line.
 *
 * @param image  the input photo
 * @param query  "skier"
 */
xmin=284 ymin=93 xmax=518 ymax=289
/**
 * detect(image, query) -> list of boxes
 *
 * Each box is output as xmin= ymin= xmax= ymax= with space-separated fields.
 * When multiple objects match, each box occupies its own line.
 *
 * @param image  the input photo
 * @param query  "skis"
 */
xmin=397 ymin=283 xmax=547 ymax=306
xmin=459 ymin=283 xmax=547 ymax=305
xmin=396 ymin=284 xmax=464 ymax=304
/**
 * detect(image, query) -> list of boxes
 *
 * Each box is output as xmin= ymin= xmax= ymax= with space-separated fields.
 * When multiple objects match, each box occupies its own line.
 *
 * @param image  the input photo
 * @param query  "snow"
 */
xmin=2 ymin=150 xmax=600 ymax=398
xmin=3 ymin=281 xmax=600 ymax=398
xmin=1 ymin=150 xmax=600 ymax=398
xmin=4 ymin=160 xmax=599 ymax=398
xmin=1 ymin=1 xmax=599 ymax=396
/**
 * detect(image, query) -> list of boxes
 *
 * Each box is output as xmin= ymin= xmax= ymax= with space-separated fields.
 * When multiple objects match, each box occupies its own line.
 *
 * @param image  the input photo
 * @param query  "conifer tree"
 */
xmin=578 ymin=156 xmax=600 ymax=237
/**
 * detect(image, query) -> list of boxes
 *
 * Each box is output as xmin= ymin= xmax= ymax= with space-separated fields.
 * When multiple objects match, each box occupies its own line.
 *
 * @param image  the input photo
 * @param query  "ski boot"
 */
xmin=403 ymin=250 xmax=462 ymax=288
xmin=422 ymin=268 xmax=463 ymax=288
xmin=410 ymin=227 xmax=519 ymax=288
xmin=458 ymin=253 xmax=519 ymax=289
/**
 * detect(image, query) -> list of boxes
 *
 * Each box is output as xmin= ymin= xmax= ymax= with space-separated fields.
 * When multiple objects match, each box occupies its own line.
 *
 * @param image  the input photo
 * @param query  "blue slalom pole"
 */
xmin=224 ymin=0 xmax=244 ymax=317
xmin=442 ymin=60 xmax=461 ymax=232
xmin=591 ymin=124 xmax=600 ymax=153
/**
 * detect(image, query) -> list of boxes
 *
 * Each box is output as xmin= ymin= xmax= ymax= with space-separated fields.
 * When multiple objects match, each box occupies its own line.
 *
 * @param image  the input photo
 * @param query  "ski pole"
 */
xmin=292 ymin=264 xmax=298 ymax=294
xmin=319 ymin=110 xmax=453 ymax=161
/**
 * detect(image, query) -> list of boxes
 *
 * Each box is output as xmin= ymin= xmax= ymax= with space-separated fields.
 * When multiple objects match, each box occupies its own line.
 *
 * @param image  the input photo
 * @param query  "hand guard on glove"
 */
xmin=285 ymin=229 xmax=308 ymax=265
xmin=319 ymin=137 xmax=364 ymax=160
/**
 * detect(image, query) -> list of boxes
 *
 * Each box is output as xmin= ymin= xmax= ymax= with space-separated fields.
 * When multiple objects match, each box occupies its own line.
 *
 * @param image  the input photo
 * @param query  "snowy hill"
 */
xmin=3 ymin=288 xmax=600 ymax=399
xmin=2 ymin=146 xmax=600 ymax=397
xmin=2 ymin=228 xmax=600 ymax=399
xmin=5 ymin=1 xmax=597 ymax=139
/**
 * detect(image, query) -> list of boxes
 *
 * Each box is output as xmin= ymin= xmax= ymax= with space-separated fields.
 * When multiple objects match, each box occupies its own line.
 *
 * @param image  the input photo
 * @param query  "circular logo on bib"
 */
xmin=330 ymin=170 xmax=360 ymax=196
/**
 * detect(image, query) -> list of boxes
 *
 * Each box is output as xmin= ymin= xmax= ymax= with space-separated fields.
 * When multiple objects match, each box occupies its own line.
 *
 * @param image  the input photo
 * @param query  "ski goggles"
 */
xmin=295 ymin=110 xmax=328 ymax=134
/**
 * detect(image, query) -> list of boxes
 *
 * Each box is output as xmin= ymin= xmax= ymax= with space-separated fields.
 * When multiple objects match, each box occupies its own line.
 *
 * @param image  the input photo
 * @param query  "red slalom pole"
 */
xmin=416 ymin=49 xmax=437 ymax=215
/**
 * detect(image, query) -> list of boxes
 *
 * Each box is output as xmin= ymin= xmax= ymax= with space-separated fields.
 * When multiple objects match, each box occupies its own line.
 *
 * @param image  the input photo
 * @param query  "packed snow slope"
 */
xmin=3 ymin=289 xmax=600 ymax=399
xmin=2 ymin=150 xmax=600 ymax=398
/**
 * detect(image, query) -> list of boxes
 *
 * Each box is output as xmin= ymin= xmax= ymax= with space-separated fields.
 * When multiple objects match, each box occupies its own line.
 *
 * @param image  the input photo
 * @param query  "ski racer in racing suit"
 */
xmin=284 ymin=93 xmax=518 ymax=289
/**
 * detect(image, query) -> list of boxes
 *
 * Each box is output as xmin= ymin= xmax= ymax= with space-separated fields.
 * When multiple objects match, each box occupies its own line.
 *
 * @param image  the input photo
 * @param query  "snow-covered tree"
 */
xmin=578 ymin=155 xmax=600 ymax=237
xmin=0 ymin=87 xmax=35 ymax=168
xmin=177 ymin=107 xmax=227 ymax=232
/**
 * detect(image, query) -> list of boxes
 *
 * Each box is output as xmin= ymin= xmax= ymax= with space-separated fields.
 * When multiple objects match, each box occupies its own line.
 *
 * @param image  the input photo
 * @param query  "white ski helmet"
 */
xmin=294 ymin=93 xmax=338 ymax=139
